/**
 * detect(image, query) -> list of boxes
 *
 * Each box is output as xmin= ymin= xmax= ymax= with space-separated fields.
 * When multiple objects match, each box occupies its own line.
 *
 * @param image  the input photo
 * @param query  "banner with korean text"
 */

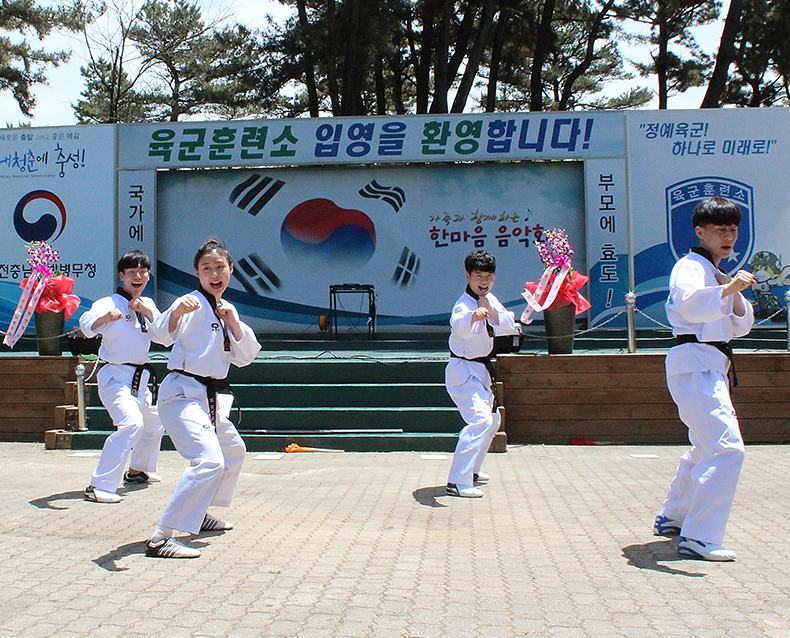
xmin=155 ymin=162 xmax=586 ymax=332
xmin=0 ymin=126 xmax=115 ymax=332
xmin=626 ymin=108 xmax=790 ymax=328
xmin=118 ymin=112 xmax=626 ymax=169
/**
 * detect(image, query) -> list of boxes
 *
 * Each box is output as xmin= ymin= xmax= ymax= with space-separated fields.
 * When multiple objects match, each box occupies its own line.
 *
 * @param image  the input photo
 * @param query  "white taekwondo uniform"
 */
xmin=660 ymin=249 xmax=754 ymax=545
xmin=446 ymin=286 xmax=517 ymax=487
xmin=154 ymin=290 xmax=260 ymax=535
xmin=80 ymin=291 xmax=168 ymax=493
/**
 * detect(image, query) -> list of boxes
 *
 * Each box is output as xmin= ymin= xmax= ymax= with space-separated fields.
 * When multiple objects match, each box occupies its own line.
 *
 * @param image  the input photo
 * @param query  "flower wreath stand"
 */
xmin=521 ymin=229 xmax=591 ymax=354
xmin=522 ymin=266 xmax=590 ymax=354
xmin=3 ymin=243 xmax=80 ymax=356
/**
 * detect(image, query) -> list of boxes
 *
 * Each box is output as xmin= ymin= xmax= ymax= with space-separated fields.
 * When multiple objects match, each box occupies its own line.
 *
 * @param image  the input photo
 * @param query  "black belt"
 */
xmin=125 ymin=362 xmax=159 ymax=404
xmin=673 ymin=334 xmax=738 ymax=387
xmin=102 ymin=361 xmax=159 ymax=404
xmin=172 ymin=369 xmax=234 ymax=427
xmin=450 ymin=350 xmax=499 ymax=406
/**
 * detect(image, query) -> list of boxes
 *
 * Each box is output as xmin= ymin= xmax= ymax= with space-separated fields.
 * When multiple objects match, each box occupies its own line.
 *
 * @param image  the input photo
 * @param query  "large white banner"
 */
xmin=0 ymin=126 xmax=116 ymax=333
xmin=119 ymin=112 xmax=626 ymax=169
xmin=627 ymin=108 xmax=790 ymax=327
xmin=155 ymin=162 xmax=586 ymax=332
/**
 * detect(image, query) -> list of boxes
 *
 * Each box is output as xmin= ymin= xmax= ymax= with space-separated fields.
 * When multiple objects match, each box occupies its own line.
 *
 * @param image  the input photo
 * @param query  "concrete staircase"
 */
xmin=70 ymin=341 xmax=468 ymax=453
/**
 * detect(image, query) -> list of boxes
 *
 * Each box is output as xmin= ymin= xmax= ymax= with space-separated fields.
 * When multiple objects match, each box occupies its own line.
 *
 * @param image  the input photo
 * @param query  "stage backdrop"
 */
xmin=0 ymin=126 xmax=116 ymax=330
xmin=155 ymin=162 xmax=585 ymax=332
xmin=626 ymin=108 xmax=790 ymax=327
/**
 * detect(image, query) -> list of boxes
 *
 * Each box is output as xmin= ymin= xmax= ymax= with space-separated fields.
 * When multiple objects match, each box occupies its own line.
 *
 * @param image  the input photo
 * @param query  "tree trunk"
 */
xmin=430 ymin=0 xmax=453 ymax=113
xmin=485 ymin=8 xmax=509 ymax=112
xmin=558 ymin=0 xmax=617 ymax=110
xmin=374 ymin=56 xmax=386 ymax=115
xmin=326 ymin=0 xmax=341 ymax=115
xmin=295 ymin=0 xmax=319 ymax=117
xmin=391 ymin=46 xmax=406 ymax=114
xmin=340 ymin=0 xmax=366 ymax=115
xmin=700 ymin=0 xmax=744 ymax=108
xmin=447 ymin=0 xmax=478 ymax=81
xmin=655 ymin=1 xmax=669 ymax=109
xmin=452 ymin=0 xmax=497 ymax=112
xmin=414 ymin=3 xmax=434 ymax=113
xmin=530 ymin=0 xmax=557 ymax=111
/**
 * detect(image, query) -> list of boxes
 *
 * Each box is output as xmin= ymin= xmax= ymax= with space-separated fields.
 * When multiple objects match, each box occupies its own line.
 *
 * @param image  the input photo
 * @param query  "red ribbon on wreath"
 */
xmin=21 ymin=274 xmax=81 ymax=321
xmin=524 ymin=271 xmax=592 ymax=314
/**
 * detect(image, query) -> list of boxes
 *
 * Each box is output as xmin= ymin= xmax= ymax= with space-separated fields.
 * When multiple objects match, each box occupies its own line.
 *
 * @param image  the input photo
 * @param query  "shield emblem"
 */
xmin=666 ymin=177 xmax=754 ymax=273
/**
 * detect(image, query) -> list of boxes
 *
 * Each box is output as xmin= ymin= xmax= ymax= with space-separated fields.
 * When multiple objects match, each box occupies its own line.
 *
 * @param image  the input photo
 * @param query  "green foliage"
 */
xmin=0 ymin=0 xmax=87 ymax=116
xmin=720 ymin=0 xmax=789 ymax=107
xmin=74 ymin=58 xmax=153 ymax=123
xmin=617 ymin=0 xmax=719 ymax=108
xmin=75 ymin=0 xmax=275 ymax=122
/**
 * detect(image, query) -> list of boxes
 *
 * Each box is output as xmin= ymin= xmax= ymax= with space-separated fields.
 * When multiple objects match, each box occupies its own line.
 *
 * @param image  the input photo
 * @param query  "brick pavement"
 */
xmin=1 ymin=442 xmax=789 ymax=638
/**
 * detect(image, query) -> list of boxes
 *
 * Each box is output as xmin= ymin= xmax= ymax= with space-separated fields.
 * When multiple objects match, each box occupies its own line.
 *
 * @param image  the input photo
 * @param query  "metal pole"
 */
xmin=785 ymin=290 xmax=790 ymax=352
xmin=625 ymin=292 xmax=637 ymax=353
xmin=75 ymin=363 xmax=88 ymax=432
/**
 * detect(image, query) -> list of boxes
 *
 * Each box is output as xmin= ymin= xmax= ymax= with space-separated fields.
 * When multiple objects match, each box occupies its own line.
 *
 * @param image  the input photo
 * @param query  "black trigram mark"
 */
xmin=234 ymin=253 xmax=282 ymax=294
xmin=229 ymin=174 xmax=285 ymax=216
xmin=359 ymin=180 xmax=405 ymax=212
xmin=392 ymin=247 xmax=421 ymax=287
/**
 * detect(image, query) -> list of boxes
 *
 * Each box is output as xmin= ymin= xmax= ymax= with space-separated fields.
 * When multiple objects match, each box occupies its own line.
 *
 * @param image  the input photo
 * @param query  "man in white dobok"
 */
xmin=655 ymin=196 xmax=755 ymax=561
xmin=445 ymin=250 xmax=517 ymax=498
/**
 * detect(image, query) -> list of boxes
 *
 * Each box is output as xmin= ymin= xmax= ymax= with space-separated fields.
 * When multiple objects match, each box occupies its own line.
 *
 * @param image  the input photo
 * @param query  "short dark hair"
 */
xmin=194 ymin=237 xmax=233 ymax=270
xmin=117 ymin=250 xmax=151 ymax=272
xmin=692 ymin=197 xmax=742 ymax=228
xmin=464 ymin=249 xmax=496 ymax=273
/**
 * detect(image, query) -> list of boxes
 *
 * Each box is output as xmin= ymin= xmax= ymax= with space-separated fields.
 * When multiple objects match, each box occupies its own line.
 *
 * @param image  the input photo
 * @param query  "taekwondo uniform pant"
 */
xmin=660 ymin=369 xmax=745 ymax=546
xmin=157 ymin=373 xmax=246 ymax=535
xmin=446 ymin=359 xmax=500 ymax=486
xmin=91 ymin=365 xmax=163 ymax=493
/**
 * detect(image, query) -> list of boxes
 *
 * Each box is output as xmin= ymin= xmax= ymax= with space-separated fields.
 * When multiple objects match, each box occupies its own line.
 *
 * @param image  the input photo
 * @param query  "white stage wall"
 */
xmin=2 ymin=108 xmax=788 ymax=337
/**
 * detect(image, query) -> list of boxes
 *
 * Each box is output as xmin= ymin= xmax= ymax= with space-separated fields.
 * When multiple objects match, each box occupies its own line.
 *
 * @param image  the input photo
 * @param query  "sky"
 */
xmin=0 ymin=0 xmax=731 ymax=128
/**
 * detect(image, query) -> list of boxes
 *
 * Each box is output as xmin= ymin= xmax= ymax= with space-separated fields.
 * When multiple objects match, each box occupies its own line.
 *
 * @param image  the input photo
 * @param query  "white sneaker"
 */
xmin=473 ymin=472 xmax=490 ymax=484
xmin=200 ymin=513 xmax=233 ymax=532
xmin=145 ymin=538 xmax=201 ymax=559
xmin=678 ymin=537 xmax=736 ymax=561
xmin=85 ymin=485 xmax=122 ymax=503
xmin=446 ymin=483 xmax=484 ymax=498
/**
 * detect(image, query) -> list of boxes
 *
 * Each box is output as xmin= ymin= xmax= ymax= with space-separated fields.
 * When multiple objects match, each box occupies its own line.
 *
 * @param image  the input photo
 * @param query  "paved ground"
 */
xmin=1 ymin=442 xmax=789 ymax=638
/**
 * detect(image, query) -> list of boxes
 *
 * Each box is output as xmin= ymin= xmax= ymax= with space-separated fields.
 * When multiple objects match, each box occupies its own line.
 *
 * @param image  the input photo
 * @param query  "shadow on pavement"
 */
xmin=29 ymin=490 xmax=86 ymax=510
xmin=94 ymin=538 xmax=209 ymax=572
xmin=622 ymin=539 xmax=706 ymax=577
xmin=412 ymin=486 xmax=448 ymax=508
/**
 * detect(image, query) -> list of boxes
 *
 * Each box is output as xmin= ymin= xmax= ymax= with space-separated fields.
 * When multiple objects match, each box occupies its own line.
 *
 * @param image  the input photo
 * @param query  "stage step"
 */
xmin=70 ymin=354 xmax=464 ymax=452
xmin=70 ymin=431 xmax=459 ymax=453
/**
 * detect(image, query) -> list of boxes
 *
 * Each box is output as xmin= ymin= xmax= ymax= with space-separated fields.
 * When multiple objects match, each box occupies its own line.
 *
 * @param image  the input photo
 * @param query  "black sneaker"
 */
xmin=145 ymin=538 xmax=201 ymax=559
xmin=123 ymin=471 xmax=150 ymax=484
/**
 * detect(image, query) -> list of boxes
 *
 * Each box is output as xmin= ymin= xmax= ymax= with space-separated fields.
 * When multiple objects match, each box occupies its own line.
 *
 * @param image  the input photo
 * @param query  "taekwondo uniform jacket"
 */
xmin=446 ymin=288 xmax=517 ymax=391
xmin=158 ymin=290 xmax=261 ymax=380
xmin=665 ymin=251 xmax=754 ymax=379
xmin=79 ymin=293 xmax=168 ymax=393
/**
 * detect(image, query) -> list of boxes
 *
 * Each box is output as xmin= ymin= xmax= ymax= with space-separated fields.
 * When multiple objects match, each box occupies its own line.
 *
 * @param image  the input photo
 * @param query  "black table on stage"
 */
xmin=329 ymin=284 xmax=376 ymax=339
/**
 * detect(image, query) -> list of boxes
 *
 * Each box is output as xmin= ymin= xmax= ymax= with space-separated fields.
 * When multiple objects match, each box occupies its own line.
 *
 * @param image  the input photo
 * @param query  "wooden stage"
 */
xmin=496 ymin=351 xmax=790 ymax=445
xmin=2 ymin=351 xmax=790 ymax=446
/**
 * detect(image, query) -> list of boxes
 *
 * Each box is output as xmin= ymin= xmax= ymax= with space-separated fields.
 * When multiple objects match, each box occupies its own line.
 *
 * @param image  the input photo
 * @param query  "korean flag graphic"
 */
xmin=666 ymin=177 xmax=755 ymax=273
